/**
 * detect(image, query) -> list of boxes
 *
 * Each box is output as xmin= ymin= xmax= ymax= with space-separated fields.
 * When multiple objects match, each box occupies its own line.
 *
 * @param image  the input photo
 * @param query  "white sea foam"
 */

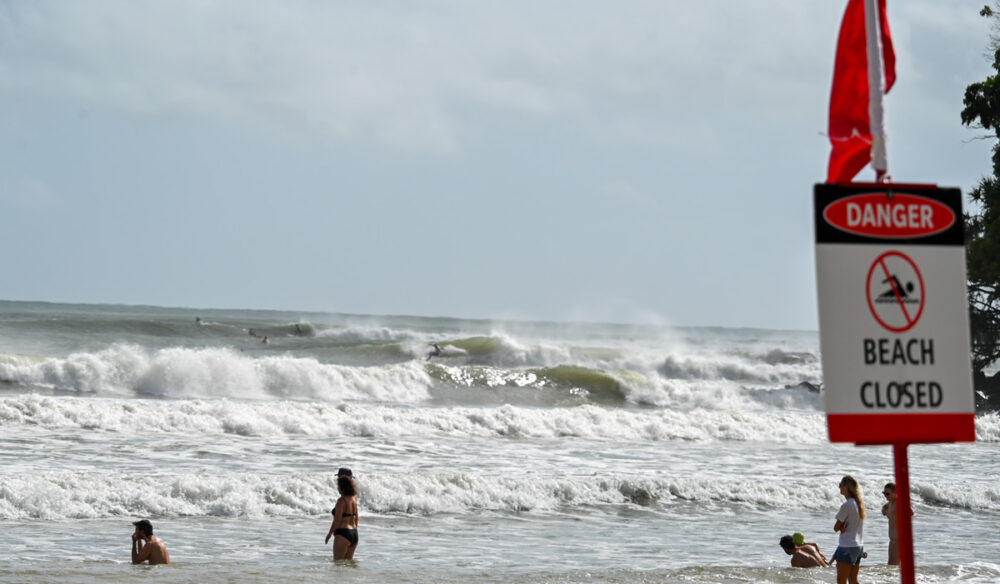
xmin=316 ymin=324 xmax=426 ymax=343
xmin=480 ymin=333 xmax=577 ymax=366
xmin=427 ymin=359 xmax=823 ymax=409
xmin=456 ymin=334 xmax=817 ymax=384
xmin=658 ymin=352 xmax=818 ymax=385
xmin=0 ymin=472 xmax=338 ymax=520
xmin=0 ymin=345 xmax=431 ymax=402
xmin=975 ymin=412 xmax=1000 ymax=442
xmin=427 ymin=335 xmax=822 ymax=398
xmin=0 ymin=394 xmax=830 ymax=442
xmin=0 ymin=341 xmax=824 ymax=411
xmin=3 ymin=470 xmax=998 ymax=521
xmin=915 ymin=479 xmax=1000 ymax=512
xmin=7 ymin=394 xmax=994 ymax=444
xmin=608 ymin=376 xmax=824 ymax=410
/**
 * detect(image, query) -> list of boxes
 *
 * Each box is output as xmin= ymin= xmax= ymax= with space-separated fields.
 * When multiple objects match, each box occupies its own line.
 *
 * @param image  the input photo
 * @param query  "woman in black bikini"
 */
xmin=325 ymin=467 xmax=359 ymax=560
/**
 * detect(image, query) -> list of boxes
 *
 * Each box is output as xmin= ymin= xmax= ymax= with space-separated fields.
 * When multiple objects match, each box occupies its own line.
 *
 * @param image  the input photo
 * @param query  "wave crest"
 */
xmin=0 ymin=345 xmax=431 ymax=402
xmin=0 ymin=396 xmax=829 ymax=442
xmin=4 ymin=471 xmax=998 ymax=520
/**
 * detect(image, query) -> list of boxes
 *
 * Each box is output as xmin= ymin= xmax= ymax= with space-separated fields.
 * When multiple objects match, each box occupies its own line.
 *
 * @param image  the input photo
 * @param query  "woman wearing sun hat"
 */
xmin=325 ymin=467 xmax=359 ymax=560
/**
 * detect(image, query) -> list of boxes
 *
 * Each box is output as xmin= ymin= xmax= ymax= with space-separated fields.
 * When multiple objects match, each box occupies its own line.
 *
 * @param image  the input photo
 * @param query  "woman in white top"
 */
xmin=832 ymin=475 xmax=866 ymax=584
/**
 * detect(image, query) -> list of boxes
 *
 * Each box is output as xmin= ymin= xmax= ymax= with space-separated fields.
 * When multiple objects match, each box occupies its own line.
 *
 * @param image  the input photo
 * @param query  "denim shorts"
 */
xmin=833 ymin=546 xmax=864 ymax=565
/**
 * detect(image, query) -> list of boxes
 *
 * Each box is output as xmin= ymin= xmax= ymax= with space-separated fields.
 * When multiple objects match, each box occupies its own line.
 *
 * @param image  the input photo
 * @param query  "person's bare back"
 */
xmin=780 ymin=534 xmax=828 ymax=568
xmin=791 ymin=545 xmax=828 ymax=568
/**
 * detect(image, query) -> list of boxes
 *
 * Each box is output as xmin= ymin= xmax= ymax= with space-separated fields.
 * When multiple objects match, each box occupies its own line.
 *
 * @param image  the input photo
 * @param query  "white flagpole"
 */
xmin=864 ymin=0 xmax=889 ymax=182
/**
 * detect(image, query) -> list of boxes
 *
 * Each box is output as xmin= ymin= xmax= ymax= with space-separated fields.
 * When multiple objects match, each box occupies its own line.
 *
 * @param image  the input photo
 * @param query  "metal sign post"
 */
xmin=893 ymin=443 xmax=915 ymax=584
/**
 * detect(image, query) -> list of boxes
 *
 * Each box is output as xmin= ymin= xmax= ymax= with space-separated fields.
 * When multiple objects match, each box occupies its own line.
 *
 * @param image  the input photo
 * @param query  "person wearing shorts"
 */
xmin=833 ymin=475 xmax=866 ymax=584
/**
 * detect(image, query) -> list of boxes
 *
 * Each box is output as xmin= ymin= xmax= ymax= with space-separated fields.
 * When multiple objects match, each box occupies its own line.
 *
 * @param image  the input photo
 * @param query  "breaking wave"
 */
xmin=0 ymin=345 xmax=432 ymax=402
xmin=0 ymin=395 xmax=831 ymax=442
xmin=4 ymin=470 xmax=998 ymax=521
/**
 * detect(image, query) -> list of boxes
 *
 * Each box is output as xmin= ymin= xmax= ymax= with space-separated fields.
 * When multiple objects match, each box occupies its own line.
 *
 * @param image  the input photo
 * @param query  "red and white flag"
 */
xmin=827 ymin=0 xmax=896 ymax=183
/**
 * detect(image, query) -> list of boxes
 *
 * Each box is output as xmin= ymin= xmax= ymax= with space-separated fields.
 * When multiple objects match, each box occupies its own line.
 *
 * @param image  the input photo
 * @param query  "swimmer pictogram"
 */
xmin=866 ymin=251 xmax=924 ymax=333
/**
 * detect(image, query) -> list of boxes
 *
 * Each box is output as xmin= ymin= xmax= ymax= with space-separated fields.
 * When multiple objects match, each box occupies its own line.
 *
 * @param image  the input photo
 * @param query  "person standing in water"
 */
xmin=881 ymin=482 xmax=913 ymax=566
xmin=832 ymin=475 xmax=866 ymax=584
xmin=130 ymin=519 xmax=171 ymax=565
xmin=325 ymin=467 xmax=359 ymax=560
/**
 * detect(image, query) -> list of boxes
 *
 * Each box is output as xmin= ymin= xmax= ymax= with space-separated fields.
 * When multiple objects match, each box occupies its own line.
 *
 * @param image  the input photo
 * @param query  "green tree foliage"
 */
xmin=961 ymin=7 xmax=1000 ymax=374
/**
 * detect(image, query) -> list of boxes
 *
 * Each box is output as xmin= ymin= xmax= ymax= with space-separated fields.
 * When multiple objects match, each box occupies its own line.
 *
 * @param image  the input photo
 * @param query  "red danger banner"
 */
xmin=822 ymin=192 xmax=956 ymax=238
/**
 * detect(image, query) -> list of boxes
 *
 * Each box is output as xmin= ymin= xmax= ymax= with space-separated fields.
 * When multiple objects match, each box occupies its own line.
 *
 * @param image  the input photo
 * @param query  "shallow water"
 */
xmin=1 ymin=301 xmax=998 ymax=583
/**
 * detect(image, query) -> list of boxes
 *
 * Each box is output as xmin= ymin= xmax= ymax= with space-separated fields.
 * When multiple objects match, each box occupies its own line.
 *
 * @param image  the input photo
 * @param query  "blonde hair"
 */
xmin=841 ymin=475 xmax=866 ymax=520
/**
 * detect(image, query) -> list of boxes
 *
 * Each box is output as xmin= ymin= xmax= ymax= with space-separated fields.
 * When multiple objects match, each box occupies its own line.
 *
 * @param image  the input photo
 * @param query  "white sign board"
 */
xmin=814 ymin=183 xmax=975 ymax=443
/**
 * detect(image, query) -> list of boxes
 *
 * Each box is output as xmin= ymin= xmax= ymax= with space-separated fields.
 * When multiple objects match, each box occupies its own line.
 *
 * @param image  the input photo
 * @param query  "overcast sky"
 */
xmin=0 ymin=1 xmax=994 ymax=330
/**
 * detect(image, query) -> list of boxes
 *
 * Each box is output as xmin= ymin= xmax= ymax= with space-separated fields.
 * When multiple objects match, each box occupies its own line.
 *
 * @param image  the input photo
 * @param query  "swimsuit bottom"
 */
xmin=333 ymin=528 xmax=358 ymax=547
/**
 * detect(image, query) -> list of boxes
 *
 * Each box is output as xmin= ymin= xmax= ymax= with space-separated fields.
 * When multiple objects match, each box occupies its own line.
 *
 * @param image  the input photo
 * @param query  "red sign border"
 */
xmin=828 ymin=413 xmax=976 ymax=444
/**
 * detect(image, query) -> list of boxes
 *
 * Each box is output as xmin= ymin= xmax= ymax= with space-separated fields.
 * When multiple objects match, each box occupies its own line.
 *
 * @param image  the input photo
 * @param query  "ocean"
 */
xmin=1 ymin=300 xmax=998 ymax=584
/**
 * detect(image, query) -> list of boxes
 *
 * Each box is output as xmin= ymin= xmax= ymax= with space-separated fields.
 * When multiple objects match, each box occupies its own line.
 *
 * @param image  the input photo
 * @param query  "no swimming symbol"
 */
xmin=865 ymin=251 xmax=925 ymax=333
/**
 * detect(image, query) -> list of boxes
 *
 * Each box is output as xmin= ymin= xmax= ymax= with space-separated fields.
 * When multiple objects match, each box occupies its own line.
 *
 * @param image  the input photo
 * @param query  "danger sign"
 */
xmin=814 ymin=183 xmax=975 ymax=444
